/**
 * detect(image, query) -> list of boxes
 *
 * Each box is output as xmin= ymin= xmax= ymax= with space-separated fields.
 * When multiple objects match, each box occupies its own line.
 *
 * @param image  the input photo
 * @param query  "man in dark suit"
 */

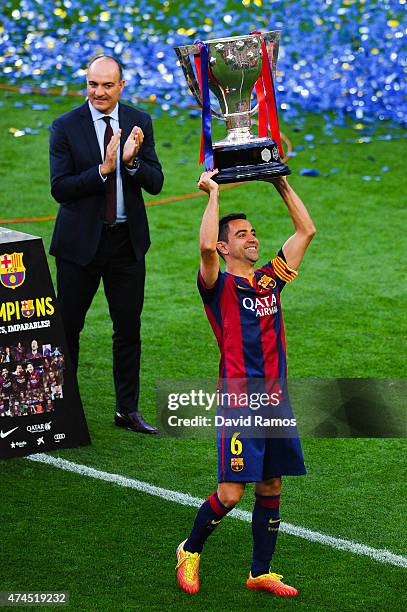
xmin=49 ymin=55 xmax=164 ymax=434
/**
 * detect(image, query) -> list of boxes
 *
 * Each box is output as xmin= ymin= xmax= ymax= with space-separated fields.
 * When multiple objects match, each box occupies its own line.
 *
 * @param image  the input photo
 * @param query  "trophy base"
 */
xmin=214 ymin=162 xmax=291 ymax=184
xmin=212 ymin=139 xmax=291 ymax=184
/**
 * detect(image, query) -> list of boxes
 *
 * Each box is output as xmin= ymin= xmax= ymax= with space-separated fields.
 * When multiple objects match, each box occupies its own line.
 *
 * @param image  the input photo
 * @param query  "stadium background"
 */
xmin=0 ymin=1 xmax=405 ymax=610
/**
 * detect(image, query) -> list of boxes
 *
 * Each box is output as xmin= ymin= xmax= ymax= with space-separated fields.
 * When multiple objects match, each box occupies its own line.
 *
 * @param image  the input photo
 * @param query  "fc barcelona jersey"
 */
xmin=197 ymin=248 xmax=297 ymax=380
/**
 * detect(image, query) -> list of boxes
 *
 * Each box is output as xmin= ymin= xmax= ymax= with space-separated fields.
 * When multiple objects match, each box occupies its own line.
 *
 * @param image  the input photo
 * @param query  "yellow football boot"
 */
xmin=176 ymin=540 xmax=200 ymax=594
xmin=246 ymin=572 xmax=298 ymax=597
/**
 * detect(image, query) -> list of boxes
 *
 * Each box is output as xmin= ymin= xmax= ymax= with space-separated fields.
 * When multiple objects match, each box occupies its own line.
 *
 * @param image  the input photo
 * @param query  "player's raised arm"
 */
xmin=198 ymin=170 xmax=220 ymax=288
xmin=269 ymin=176 xmax=316 ymax=270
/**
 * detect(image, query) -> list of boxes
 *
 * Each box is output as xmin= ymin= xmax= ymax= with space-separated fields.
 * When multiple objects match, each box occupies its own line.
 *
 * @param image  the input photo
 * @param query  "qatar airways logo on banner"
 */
xmin=242 ymin=294 xmax=278 ymax=318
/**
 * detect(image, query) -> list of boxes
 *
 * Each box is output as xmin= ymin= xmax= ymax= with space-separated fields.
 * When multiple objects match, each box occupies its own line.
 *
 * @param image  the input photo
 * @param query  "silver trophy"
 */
xmin=174 ymin=32 xmax=290 ymax=183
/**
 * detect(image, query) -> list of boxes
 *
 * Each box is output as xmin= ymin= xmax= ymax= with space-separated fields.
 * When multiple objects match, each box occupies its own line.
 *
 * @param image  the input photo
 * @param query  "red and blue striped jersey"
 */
xmin=197 ymin=249 xmax=297 ymax=380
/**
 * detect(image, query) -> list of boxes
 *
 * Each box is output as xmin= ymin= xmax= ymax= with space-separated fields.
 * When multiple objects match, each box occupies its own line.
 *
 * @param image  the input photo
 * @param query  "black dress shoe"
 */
xmin=114 ymin=411 xmax=160 ymax=435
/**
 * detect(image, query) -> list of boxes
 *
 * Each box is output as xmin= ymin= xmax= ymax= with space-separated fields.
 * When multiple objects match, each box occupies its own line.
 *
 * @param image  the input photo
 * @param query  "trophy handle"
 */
xmin=263 ymin=31 xmax=281 ymax=77
xmin=249 ymin=31 xmax=281 ymax=116
xmin=174 ymin=44 xmax=224 ymax=118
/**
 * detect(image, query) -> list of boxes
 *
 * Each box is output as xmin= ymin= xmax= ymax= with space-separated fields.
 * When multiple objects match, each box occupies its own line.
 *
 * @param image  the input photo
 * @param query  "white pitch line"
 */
xmin=27 ymin=453 xmax=407 ymax=569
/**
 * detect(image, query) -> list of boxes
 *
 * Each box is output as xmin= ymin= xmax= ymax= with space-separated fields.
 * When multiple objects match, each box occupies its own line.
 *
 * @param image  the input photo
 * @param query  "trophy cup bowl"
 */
xmin=175 ymin=32 xmax=291 ymax=184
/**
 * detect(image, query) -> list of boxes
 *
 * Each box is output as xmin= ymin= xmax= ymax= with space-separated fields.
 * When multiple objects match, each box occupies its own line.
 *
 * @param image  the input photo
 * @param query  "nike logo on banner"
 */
xmin=211 ymin=519 xmax=222 ymax=525
xmin=0 ymin=427 xmax=18 ymax=438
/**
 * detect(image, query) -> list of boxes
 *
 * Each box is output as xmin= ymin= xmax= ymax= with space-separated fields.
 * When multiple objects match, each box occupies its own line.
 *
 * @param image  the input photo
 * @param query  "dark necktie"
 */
xmin=102 ymin=116 xmax=117 ymax=225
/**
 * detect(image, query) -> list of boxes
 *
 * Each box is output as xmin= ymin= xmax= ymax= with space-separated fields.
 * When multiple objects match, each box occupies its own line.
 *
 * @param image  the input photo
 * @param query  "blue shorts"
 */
xmin=216 ymin=404 xmax=306 ymax=482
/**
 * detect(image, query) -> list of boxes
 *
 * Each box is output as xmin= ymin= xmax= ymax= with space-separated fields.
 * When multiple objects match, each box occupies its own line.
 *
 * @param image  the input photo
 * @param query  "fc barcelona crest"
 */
xmin=21 ymin=299 xmax=35 ymax=318
xmin=231 ymin=457 xmax=244 ymax=472
xmin=0 ymin=252 xmax=26 ymax=290
xmin=258 ymin=274 xmax=276 ymax=290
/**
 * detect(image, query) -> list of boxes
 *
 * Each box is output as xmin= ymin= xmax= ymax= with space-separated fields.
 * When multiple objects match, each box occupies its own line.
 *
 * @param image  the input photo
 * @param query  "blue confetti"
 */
xmin=0 ymin=0 xmax=404 ymax=128
xmin=362 ymin=176 xmax=372 ymax=181
xmin=31 ymin=103 xmax=49 ymax=111
xmin=299 ymin=168 xmax=320 ymax=177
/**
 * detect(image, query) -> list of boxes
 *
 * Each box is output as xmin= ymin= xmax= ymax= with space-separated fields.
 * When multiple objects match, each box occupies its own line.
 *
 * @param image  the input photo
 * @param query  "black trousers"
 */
xmin=56 ymin=223 xmax=145 ymax=414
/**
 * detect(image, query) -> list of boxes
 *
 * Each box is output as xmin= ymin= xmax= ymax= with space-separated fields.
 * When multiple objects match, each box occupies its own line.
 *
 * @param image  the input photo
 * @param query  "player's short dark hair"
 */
xmin=87 ymin=55 xmax=124 ymax=81
xmin=218 ymin=213 xmax=247 ymax=242
xmin=217 ymin=213 xmax=247 ymax=260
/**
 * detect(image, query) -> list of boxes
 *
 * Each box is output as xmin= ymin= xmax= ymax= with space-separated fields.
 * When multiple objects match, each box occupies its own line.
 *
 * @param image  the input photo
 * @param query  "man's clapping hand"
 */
xmin=100 ymin=128 xmax=122 ymax=176
xmin=123 ymin=126 xmax=144 ymax=167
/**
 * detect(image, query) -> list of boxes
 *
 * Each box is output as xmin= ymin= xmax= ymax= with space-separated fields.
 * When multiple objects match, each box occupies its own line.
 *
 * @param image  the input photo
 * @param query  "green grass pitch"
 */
xmin=0 ymin=89 xmax=405 ymax=611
